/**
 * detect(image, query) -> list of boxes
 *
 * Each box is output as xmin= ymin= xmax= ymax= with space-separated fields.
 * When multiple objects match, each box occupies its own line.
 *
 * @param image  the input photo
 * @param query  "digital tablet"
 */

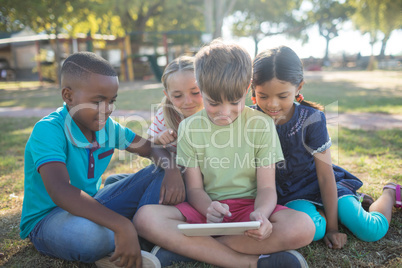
xmin=177 ymin=221 xmax=261 ymax=236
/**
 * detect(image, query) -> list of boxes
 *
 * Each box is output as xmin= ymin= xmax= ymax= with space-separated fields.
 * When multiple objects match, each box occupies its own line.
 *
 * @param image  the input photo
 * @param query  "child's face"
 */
xmin=63 ymin=73 xmax=118 ymax=139
xmin=254 ymin=78 xmax=301 ymax=125
xmin=202 ymin=92 xmax=246 ymax=126
xmin=165 ymin=71 xmax=203 ymax=118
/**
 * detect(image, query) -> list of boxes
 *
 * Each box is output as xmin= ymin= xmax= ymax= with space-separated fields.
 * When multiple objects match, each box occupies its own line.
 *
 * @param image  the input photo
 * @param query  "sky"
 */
xmin=223 ymin=18 xmax=402 ymax=60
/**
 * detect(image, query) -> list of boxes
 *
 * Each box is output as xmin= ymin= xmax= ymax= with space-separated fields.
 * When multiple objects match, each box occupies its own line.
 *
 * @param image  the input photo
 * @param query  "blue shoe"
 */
xmin=257 ymin=250 xmax=308 ymax=268
xmin=151 ymin=246 xmax=195 ymax=267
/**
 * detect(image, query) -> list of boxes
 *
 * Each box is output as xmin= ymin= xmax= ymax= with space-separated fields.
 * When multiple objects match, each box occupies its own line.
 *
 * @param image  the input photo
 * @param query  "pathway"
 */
xmin=1 ymin=106 xmax=402 ymax=131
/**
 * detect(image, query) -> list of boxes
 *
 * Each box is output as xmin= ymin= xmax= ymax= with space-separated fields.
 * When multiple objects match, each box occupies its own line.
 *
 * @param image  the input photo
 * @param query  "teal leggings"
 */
xmin=286 ymin=195 xmax=389 ymax=242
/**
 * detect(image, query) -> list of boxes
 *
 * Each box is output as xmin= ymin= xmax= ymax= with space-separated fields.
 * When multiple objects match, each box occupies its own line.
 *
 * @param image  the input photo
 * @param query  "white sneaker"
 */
xmin=95 ymin=250 xmax=161 ymax=268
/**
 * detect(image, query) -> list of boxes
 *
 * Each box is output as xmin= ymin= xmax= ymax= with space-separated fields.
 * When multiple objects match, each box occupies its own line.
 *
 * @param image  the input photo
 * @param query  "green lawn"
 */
xmin=0 ymin=81 xmax=166 ymax=111
xmin=1 ymin=71 xmax=402 ymax=114
xmin=0 ymin=71 xmax=401 ymax=267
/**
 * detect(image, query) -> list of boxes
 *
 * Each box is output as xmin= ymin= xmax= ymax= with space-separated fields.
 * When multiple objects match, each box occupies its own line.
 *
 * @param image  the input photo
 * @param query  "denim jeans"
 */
xmin=28 ymin=164 xmax=164 ymax=263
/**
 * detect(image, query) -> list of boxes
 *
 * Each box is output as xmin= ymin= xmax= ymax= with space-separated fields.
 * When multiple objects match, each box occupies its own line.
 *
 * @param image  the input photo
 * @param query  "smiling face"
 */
xmin=62 ymin=73 xmax=119 ymax=141
xmin=202 ymin=92 xmax=246 ymax=126
xmin=165 ymin=70 xmax=203 ymax=118
xmin=254 ymin=78 xmax=303 ymax=125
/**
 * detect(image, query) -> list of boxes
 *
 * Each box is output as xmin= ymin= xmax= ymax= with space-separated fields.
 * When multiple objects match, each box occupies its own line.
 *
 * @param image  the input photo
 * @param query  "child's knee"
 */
xmin=133 ymin=205 xmax=159 ymax=235
xmin=338 ymin=196 xmax=389 ymax=242
xmin=68 ymin=224 xmax=114 ymax=262
xmin=286 ymin=200 xmax=326 ymax=241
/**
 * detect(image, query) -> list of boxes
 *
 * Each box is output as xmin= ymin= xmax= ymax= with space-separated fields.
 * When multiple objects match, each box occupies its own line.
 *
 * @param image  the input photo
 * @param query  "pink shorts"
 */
xmin=175 ymin=198 xmax=288 ymax=223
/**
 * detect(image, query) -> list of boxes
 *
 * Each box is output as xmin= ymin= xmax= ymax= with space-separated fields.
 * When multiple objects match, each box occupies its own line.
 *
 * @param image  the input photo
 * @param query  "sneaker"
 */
xmin=257 ymin=250 xmax=308 ymax=268
xmin=95 ymin=250 xmax=161 ymax=268
xmin=151 ymin=245 xmax=195 ymax=267
xmin=139 ymin=236 xmax=155 ymax=252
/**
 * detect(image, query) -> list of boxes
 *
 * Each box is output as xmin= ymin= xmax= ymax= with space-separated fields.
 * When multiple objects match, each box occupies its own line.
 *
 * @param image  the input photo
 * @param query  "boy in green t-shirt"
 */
xmin=134 ymin=40 xmax=315 ymax=267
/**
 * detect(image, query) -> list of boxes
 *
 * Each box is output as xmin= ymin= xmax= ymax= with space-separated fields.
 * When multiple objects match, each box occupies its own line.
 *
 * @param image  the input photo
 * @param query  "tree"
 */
xmin=146 ymin=0 xmax=205 ymax=47
xmin=350 ymin=0 xmax=402 ymax=67
xmin=1 ymin=0 xmax=90 ymax=81
xmin=376 ymin=0 xmax=402 ymax=58
xmin=204 ymin=0 xmax=237 ymax=39
xmin=231 ymin=0 xmax=305 ymax=56
xmin=306 ymin=0 xmax=354 ymax=62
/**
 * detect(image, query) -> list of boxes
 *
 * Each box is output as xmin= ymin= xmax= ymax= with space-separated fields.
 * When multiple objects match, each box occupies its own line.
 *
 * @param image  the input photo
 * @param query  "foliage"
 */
xmin=142 ymin=0 xmax=205 ymax=47
xmin=349 ymin=0 xmax=402 ymax=57
xmin=231 ymin=0 xmax=305 ymax=55
xmin=305 ymin=0 xmax=354 ymax=61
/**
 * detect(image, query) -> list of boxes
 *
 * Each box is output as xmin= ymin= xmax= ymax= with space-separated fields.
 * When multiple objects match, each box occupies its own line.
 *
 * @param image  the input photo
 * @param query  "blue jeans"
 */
xmin=104 ymin=173 xmax=131 ymax=186
xmin=28 ymin=164 xmax=164 ymax=263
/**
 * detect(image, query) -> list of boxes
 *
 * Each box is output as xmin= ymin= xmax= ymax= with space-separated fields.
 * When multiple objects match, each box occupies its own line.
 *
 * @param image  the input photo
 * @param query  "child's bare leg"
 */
xmin=216 ymin=209 xmax=315 ymax=254
xmin=133 ymin=205 xmax=259 ymax=268
xmin=369 ymin=183 xmax=397 ymax=224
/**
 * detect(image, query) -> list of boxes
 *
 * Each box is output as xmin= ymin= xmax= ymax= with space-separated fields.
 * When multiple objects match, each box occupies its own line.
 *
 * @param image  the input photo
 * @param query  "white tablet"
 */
xmin=177 ymin=221 xmax=261 ymax=236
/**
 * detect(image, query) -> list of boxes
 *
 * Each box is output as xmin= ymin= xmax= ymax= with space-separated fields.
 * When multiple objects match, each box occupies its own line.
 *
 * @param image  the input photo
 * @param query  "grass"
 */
xmin=1 ymin=70 xmax=401 ymax=114
xmin=1 ymin=71 xmax=402 ymax=267
xmin=0 ymin=81 xmax=166 ymax=111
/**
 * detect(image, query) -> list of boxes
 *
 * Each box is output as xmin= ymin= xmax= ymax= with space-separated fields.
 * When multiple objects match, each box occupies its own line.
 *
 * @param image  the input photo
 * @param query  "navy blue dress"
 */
xmin=252 ymin=103 xmax=363 ymax=206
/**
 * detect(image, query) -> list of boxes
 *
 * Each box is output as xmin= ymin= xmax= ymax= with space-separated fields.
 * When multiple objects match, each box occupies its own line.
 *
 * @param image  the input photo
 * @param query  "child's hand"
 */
xmin=245 ymin=211 xmax=272 ymax=241
xmin=206 ymin=201 xmax=231 ymax=223
xmin=159 ymin=169 xmax=185 ymax=205
xmin=323 ymin=230 xmax=347 ymax=249
xmin=155 ymin=129 xmax=177 ymax=146
xmin=110 ymin=220 xmax=142 ymax=267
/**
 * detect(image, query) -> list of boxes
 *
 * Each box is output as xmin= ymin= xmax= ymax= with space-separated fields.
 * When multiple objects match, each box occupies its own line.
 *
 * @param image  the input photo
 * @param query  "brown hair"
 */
xmin=195 ymin=39 xmax=252 ymax=103
xmin=160 ymin=55 xmax=195 ymax=132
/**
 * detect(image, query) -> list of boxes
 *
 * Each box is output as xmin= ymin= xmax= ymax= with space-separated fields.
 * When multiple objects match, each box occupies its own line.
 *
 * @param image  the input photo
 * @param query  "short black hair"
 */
xmin=60 ymin=51 xmax=117 ymax=82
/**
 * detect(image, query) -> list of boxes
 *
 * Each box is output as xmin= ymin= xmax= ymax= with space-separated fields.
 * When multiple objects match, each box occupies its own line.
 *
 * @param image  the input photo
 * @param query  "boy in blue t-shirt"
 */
xmin=20 ymin=52 xmax=183 ymax=267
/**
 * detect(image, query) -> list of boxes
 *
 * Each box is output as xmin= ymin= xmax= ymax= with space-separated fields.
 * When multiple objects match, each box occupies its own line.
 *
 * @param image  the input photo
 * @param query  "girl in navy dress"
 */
xmin=251 ymin=46 xmax=401 ymax=249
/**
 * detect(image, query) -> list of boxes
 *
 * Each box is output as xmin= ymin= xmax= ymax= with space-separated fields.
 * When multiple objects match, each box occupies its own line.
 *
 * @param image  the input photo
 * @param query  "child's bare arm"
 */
xmin=150 ymin=129 xmax=177 ymax=146
xmin=254 ymin=164 xmax=277 ymax=218
xmin=246 ymin=164 xmax=276 ymax=241
xmin=126 ymin=134 xmax=185 ymax=205
xmin=40 ymin=162 xmax=143 ymax=268
xmin=315 ymin=149 xmax=347 ymax=249
xmin=183 ymin=167 xmax=215 ymax=216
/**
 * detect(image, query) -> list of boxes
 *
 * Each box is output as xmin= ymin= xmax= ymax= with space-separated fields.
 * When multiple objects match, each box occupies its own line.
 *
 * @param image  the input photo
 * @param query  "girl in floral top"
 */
xmin=104 ymin=56 xmax=203 ymax=204
xmin=147 ymin=55 xmax=203 ymax=153
xmin=251 ymin=46 xmax=400 ymax=249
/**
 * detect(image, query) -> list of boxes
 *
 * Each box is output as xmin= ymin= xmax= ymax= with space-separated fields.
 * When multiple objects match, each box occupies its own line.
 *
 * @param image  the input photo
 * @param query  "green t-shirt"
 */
xmin=177 ymin=107 xmax=284 ymax=201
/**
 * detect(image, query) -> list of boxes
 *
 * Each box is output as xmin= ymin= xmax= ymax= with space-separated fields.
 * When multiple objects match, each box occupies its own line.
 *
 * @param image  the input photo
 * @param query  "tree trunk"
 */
xmin=204 ymin=0 xmax=213 ymax=37
xmin=212 ymin=0 xmax=237 ymax=39
xmin=379 ymin=34 xmax=390 ymax=59
xmin=54 ymin=28 xmax=62 ymax=84
xmin=254 ymin=35 xmax=259 ymax=57
xmin=324 ymin=36 xmax=330 ymax=62
xmin=367 ymin=41 xmax=375 ymax=71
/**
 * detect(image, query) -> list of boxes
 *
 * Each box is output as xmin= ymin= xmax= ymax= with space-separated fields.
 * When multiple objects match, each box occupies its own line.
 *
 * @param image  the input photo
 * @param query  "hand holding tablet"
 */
xmin=177 ymin=221 xmax=261 ymax=236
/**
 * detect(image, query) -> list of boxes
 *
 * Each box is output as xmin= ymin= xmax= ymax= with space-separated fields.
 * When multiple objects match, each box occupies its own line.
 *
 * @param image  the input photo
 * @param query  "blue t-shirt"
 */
xmin=20 ymin=103 xmax=136 ymax=239
xmin=252 ymin=103 xmax=362 ymax=205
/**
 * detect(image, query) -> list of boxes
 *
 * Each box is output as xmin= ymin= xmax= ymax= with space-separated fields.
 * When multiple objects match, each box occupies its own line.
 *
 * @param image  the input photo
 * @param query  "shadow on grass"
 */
xmin=0 ymin=118 xmax=37 ymax=177
xmin=337 ymin=128 xmax=402 ymax=158
xmin=303 ymin=81 xmax=402 ymax=114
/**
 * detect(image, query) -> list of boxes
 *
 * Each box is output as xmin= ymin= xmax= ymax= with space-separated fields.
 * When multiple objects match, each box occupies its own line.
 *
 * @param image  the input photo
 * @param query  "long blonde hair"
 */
xmin=161 ymin=55 xmax=195 ymax=132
